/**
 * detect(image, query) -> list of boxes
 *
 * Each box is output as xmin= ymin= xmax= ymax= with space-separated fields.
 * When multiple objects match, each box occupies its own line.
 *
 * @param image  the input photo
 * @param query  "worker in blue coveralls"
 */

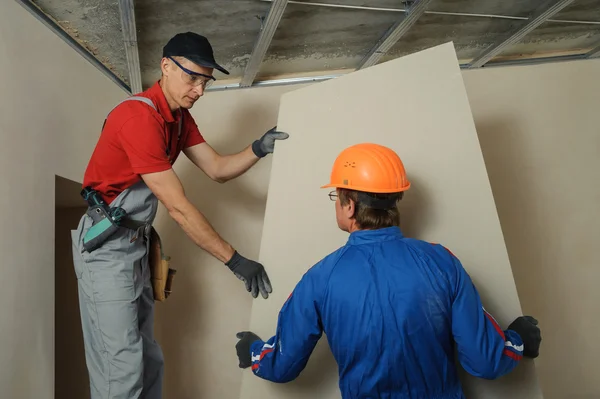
xmin=234 ymin=143 xmax=542 ymax=398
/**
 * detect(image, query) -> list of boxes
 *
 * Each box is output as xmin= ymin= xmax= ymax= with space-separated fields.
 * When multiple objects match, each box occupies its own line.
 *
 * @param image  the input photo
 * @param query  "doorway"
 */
xmin=55 ymin=175 xmax=89 ymax=399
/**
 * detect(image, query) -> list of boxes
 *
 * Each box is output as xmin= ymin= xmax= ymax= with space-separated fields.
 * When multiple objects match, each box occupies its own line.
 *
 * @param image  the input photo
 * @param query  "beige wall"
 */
xmin=1 ymin=3 xmax=597 ymax=396
xmin=0 ymin=2 xmax=126 ymax=397
xmin=462 ymin=59 xmax=600 ymax=399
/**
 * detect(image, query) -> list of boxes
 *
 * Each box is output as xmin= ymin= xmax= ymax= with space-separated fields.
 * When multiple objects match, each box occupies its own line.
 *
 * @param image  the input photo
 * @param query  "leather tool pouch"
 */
xmin=148 ymin=227 xmax=176 ymax=301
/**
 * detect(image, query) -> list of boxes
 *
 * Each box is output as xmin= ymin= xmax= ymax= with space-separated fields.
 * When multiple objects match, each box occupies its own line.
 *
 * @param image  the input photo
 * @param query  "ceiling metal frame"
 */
xmin=357 ymin=0 xmax=434 ymax=70
xmin=258 ymin=0 xmax=600 ymax=25
xmin=586 ymin=43 xmax=600 ymax=58
xmin=16 ymin=0 xmax=600 ymax=94
xmin=15 ymin=0 xmax=131 ymax=94
xmin=118 ymin=0 xmax=143 ymax=94
xmin=240 ymin=0 xmax=289 ymax=87
xmin=210 ymin=73 xmax=344 ymax=92
xmin=207 ymin=53 xmax=595 ymax=92
xmin=468 ymin=0 xmax=576 ymax=68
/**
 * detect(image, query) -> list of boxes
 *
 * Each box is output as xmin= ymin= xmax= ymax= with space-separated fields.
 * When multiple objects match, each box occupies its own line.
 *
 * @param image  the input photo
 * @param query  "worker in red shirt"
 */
xmin=70 ymin=32 xmax=286 ymax=399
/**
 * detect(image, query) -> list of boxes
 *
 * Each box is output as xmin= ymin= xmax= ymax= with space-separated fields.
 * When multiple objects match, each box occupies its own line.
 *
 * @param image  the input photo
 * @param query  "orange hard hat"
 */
xmin=321 ymin=143 xmax=411 ymax=193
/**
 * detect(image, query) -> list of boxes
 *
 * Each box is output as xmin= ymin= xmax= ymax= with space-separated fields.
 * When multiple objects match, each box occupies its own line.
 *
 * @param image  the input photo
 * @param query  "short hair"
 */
xmin=338 ymin=188 xmax=402 ymax=229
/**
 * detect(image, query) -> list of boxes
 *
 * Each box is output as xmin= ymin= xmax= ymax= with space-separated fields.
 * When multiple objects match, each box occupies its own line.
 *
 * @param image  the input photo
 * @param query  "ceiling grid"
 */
xmin=16 ymin=0 xmax=600 ymax=93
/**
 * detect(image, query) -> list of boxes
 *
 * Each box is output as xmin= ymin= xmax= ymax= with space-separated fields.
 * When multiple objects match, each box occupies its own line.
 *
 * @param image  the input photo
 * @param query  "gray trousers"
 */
xmin=71 ymin=183 xmax=163 ymax=398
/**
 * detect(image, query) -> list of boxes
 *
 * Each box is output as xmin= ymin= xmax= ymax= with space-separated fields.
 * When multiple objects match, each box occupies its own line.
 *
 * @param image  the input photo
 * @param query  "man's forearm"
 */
xmin=169 ymin=199 xmax=235 ymax=263
xmin=214 ymin=145 xmax=259 ymax=182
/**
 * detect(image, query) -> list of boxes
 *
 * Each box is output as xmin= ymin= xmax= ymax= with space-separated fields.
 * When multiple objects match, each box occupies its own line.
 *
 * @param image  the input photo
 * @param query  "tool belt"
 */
xmin=81 ymin=188 xmax=176 ymax=302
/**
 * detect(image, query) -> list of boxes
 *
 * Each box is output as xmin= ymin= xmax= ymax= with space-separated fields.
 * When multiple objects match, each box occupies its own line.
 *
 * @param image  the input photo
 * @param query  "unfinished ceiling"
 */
xmin=25 ymin=0 xmax=600 ymax=91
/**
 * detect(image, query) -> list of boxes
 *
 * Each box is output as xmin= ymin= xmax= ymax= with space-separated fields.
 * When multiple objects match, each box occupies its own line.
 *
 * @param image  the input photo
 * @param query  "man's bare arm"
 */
xmin=184 ymin=127 xmax=289 ymax=183
xmin=141 ymin=168 xmax=235 ymax=263
xmin=141 ymin=167 xmax=273 ymax=298
xmin=183 ymin=143 xmax=259 ymax=183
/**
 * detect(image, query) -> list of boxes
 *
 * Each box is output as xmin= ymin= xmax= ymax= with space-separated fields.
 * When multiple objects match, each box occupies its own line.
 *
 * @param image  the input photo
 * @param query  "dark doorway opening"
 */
xmin=55 ymin=175 xmax=89 ymax=399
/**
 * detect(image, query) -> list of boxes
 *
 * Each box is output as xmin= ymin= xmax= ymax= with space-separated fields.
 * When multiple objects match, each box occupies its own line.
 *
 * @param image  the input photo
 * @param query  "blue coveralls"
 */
xmin=249 ymin=226 xmax=524 ymax=398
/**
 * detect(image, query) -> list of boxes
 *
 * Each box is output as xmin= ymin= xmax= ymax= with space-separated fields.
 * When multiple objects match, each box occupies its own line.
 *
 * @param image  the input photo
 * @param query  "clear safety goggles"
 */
xmin=169 ymin=57 xmax=215 ymax=89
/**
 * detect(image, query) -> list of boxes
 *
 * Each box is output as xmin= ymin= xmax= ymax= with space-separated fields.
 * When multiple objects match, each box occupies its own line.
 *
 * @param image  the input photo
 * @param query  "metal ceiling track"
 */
xmin=211 ymin=74 xmax=344 ymax=92
xmin=207 ymin=53 xmax=596 ymax=92
xmin=118 ymin=0 xmax=143 ymax=94
xmin=468 ymin=0 xmax=576 ymax=68
xmin=240 ymin=0 xmax=289 ymax=87
xmin=15 ymin=0 xmax=131 ymax=94
xmin=357 ymin=0 xmax=434 ymax=70
xmin=17 ymin=0 xmax=600 ymax=95
xmin=258 ymin=0 xmax=600 ymax=25
xmin=586 ymin=43 xmax=600 ymax=58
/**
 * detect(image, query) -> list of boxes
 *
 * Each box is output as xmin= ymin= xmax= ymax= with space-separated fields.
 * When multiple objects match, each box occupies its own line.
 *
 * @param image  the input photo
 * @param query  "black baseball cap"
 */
xmin=163 ymin=32 xmax=230 ymax=75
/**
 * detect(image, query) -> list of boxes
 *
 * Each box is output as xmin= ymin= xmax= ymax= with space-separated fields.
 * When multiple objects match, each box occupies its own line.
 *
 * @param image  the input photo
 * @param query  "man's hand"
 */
xmin=508 ymin=316 xmax=542 ymax=358
xmin=252 ymin=126 xmax=289 ymax=158
xmin=235 ymin=331 xmax=263 ymax=368
xmin=225 ymin=251 xmax=272 ymax=299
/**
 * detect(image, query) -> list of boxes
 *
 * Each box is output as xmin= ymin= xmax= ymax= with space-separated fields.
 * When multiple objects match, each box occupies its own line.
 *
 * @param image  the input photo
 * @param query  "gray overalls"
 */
xmin=71 ymin=97 xmax=179 ymax=398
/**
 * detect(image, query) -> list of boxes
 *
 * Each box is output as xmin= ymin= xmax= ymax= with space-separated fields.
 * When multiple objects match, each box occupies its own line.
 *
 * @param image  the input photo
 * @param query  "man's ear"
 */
xmin=160 ymin=57 xmax=171 ymax=76
xmin=345 ymin=198 xmax=356 ymax=219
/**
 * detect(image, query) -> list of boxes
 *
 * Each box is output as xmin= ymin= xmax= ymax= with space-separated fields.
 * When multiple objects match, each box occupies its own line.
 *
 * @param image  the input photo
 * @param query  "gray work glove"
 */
xmin=252 ymin=126 xmax=289 ymax=158
xmin=508 ymin=316 xmax=542 ymax=358
xmin=235 ymin=331 xmax=263 ymax=368
xmin=225 ymin=251 xmax=272 ymax=299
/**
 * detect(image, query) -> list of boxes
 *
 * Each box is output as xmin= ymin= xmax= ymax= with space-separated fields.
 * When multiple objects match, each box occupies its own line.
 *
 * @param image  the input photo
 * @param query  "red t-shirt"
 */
xmin=83 ymin=81 xmax=205 ymax=204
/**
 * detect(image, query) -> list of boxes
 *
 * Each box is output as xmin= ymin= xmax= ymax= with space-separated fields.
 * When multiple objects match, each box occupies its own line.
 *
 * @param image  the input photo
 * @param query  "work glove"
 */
xmin=235 ymin=331 xmax=263 ymax=368
xmin=252 ymin=126 xmax=289 ymax=158
xmin=225 ymin=251 xmax=272 ymax=299
xmin=508 ymin=315 xmax=542 ymax=358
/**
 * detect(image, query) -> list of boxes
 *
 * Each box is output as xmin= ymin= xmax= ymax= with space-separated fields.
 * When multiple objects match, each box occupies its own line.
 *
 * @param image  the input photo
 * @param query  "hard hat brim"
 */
xmin=320 ymin=182 xmax=411 ymax=193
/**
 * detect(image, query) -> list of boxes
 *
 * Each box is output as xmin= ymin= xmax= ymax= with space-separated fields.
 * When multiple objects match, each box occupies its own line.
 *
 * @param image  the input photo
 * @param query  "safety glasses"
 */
xmin=168 ymin=57 xmax=215 ymax=88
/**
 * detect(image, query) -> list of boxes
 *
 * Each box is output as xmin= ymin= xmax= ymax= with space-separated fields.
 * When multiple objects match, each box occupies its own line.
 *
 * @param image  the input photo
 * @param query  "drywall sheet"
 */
xmin=239 ymin=42 xmax=542 ymax=399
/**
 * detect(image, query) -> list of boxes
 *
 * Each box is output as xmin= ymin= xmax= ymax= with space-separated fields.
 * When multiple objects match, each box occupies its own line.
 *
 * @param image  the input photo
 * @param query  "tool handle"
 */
xmin=81 ymin=186 xmax=107 ymax=208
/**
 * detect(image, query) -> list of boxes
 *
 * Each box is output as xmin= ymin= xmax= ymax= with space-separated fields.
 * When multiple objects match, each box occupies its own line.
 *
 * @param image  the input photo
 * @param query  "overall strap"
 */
xmin=101 ymin=96 xmax=157 ymax=130
xmin=101 ymin=96 xmax=183 ymax=158
xmin=117 ymin=97 xmax=182 ymax=141
xmin=117 ymin=96 xmax=157 ymax=112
